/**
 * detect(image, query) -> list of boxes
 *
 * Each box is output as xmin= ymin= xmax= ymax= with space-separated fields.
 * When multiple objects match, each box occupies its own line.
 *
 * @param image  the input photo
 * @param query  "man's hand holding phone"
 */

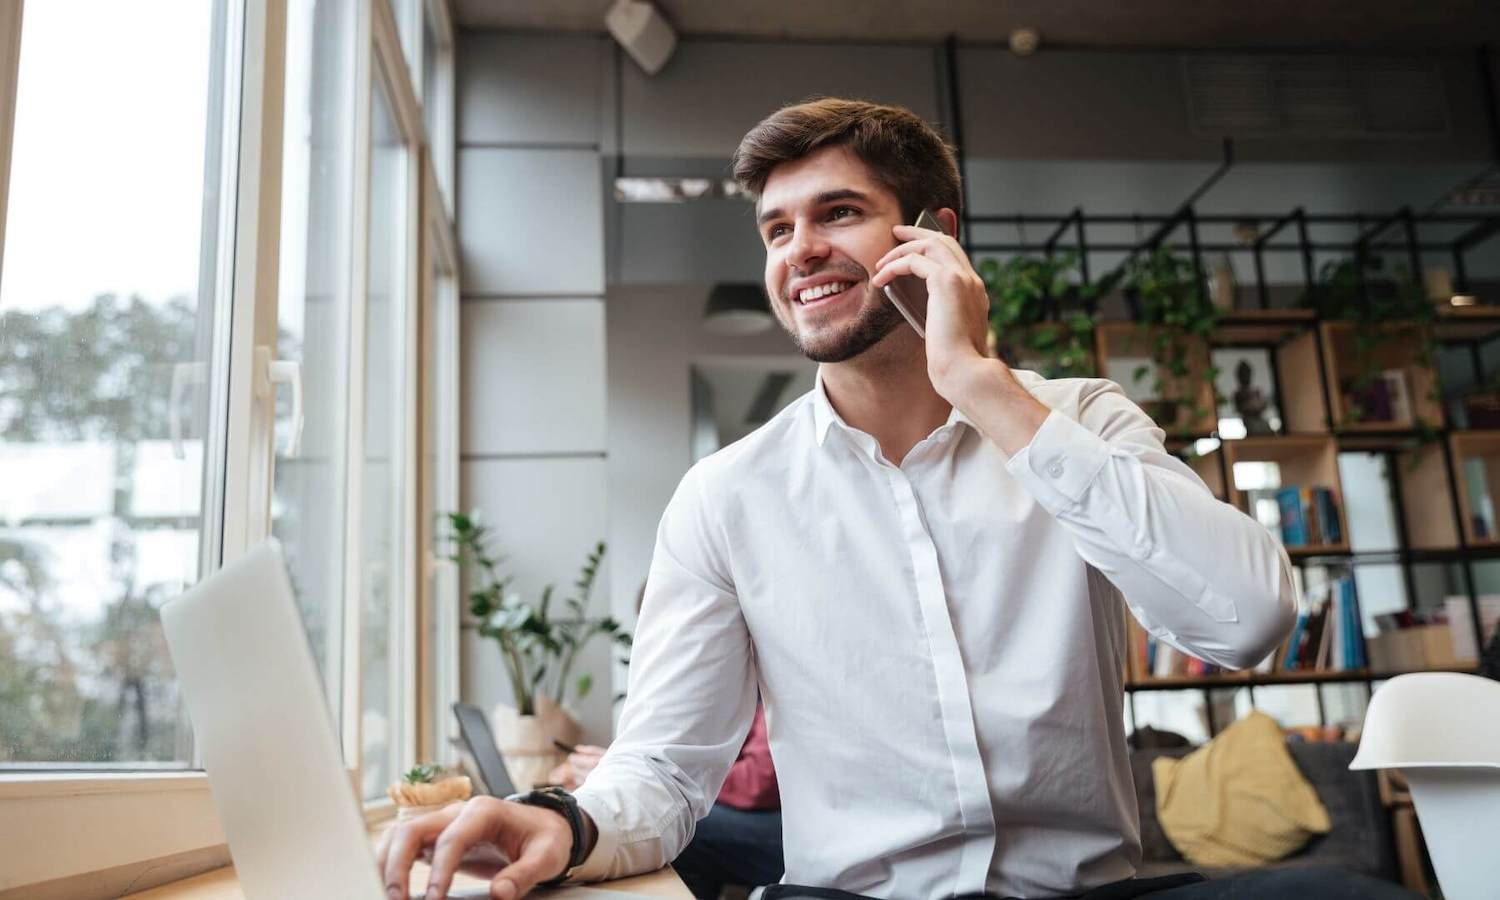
xmin=869 ymin=210 xmax=993 ymax=401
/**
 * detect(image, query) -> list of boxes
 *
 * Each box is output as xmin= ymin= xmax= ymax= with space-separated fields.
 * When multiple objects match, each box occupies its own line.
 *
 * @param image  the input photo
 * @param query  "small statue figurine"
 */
xmin=1232 ymin=359 xmax=1275 ymax=435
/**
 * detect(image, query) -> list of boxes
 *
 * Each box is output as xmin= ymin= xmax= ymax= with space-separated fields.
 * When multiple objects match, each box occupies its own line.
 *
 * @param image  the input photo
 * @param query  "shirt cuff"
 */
xmin=568 ymin=789 xmax=621 ymax=882
xmin=1004 ymin=409 xmax=1111 ymax=511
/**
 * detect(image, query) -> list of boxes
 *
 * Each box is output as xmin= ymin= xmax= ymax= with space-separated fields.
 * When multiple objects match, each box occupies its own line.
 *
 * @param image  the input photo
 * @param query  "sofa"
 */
xmin=1130 ymin=741 xmax=1402 ymax=883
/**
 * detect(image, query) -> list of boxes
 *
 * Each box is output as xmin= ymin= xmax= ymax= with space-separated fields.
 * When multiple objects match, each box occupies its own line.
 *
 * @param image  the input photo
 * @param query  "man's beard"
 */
xmin=777 ymin=284 xmax=906 ymax=363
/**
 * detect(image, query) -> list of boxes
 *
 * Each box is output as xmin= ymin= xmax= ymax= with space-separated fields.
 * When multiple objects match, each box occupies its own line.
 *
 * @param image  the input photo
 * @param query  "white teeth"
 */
xmin=797 ymin=282 xmax=849 ymax=304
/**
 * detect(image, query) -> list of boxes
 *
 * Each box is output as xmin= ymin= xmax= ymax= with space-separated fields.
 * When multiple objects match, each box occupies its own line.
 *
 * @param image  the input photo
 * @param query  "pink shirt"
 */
xmin=715 ymin=704 xmax=778 ymax=810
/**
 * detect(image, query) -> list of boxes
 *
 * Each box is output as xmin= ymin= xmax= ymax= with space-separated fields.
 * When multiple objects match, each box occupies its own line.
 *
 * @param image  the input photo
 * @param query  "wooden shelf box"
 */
xmin=1096 ymin=322 xmax=1216 ymax=436
xmin=1396 ymin=440 xmax=1462 ymax=551
xmin=1211 ymin=312 xmax=1329 ymax=435
xmin=1450 ymin=431 xmax=1500 ymax=547
xmin=1222 ymin=435 xmax=1350 ymax=554
xmin=1320 ymin=322 xmax=1443 ymax=431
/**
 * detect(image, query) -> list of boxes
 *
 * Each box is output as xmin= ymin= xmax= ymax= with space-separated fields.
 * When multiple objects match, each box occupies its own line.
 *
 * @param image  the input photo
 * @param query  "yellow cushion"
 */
xmin=1152 ymin=711 xmax=1332 ymax=868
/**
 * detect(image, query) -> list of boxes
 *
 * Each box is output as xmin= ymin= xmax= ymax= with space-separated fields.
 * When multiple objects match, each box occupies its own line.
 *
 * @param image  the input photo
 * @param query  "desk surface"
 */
xmin=132 ymin=865 xmax=689 ymax=899
xmin=131 ymin=826 xmax=690 ymax=900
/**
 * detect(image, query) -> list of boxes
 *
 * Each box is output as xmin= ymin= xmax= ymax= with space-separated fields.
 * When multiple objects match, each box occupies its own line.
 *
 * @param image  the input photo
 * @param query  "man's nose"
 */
xmin=784 ymin=223 xmax=829 ymax=272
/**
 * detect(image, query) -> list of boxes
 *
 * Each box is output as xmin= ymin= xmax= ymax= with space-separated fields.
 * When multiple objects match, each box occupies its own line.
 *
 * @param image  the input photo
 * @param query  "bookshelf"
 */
xmin=1099 ymin=308 xmax=1500 ymax=737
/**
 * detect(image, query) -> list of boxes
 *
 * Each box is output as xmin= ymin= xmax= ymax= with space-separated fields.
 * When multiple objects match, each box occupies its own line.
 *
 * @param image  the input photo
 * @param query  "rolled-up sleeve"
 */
xmin=571 ymin=463 xmax=757 ymax=881
xmin=1005 ymin=380 xmax=1297 ymax=670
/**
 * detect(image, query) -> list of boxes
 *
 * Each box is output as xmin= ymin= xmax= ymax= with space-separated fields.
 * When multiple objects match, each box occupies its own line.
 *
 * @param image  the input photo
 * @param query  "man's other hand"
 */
xmin=375 ymin=796 xmax=573 ymax=900
xmin=546 ymin=744 xmax=607 ymax=791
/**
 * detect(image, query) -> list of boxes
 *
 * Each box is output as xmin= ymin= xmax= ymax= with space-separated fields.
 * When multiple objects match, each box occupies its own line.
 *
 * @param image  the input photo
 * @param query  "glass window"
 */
xmin=421 ymin=224 xmax=459 ymax=762
xmin=361 ymin=71 xmax=410 ymax=799
xmin=420 ymin=1 xmax=453 ymax=209
xmin=275 ymin=0 xmax=356 ymax=720
xmin=0 ymin=0 xmax=231 ymax=766
xmin=394 ymin=0 xmax=421 ymax=93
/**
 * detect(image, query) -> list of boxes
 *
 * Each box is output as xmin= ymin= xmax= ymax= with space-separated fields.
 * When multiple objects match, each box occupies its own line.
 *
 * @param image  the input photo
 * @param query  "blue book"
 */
xmin=1277 ymin=486 xmax=1308 ymax=546
xmin=1313 ymin=488 xmax=1342 ymax=544
xmin=1343 ymin=579 xmax=1366 ymax=669
xmin=1284 ymin=611 xmax=1308 ymax=671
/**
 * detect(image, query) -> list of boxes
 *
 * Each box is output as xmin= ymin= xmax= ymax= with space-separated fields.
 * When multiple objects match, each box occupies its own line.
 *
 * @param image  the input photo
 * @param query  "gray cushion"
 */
xmin=1130 ymin=741 xmax=1398 ymax=882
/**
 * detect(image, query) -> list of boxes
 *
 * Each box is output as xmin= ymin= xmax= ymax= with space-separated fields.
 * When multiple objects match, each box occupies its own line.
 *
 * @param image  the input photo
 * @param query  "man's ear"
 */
xmin=936 ymin=208 xmax=960 ymax=240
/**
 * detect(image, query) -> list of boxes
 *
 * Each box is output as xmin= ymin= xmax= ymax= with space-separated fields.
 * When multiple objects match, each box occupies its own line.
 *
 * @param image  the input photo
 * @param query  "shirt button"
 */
xmin=1046 ymin=460 xmax=1065 ymax=478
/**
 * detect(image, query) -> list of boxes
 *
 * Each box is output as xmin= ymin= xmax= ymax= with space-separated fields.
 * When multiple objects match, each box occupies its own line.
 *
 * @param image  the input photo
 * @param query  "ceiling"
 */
xmin=452 ymin=1 xmax=1500 ymax=50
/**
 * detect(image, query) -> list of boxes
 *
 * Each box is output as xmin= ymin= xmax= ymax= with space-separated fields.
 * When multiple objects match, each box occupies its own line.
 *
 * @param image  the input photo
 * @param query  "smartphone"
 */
xmin=881 ymin=208 xmax=946 ymax=338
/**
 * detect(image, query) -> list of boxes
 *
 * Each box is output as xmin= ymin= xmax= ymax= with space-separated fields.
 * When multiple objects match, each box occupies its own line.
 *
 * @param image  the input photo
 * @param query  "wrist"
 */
xmin=933 ymin=354 xmax=1007 ymax=409
xmin=510 ymin=787 xmax=592 ymax=883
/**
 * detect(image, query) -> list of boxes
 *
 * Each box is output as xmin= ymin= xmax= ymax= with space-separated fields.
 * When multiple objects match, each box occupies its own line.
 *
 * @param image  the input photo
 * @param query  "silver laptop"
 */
xmin=160 ymin=539 xmax=498 ymax=899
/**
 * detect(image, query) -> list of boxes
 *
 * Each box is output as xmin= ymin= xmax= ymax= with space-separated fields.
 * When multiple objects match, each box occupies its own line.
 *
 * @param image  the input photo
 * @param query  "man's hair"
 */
xmin=731 ymin=97 xmax=962 ymax=225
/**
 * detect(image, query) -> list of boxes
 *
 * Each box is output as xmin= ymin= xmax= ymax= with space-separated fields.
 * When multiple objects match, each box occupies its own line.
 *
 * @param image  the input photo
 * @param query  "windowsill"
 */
xmin=0 ymin=771 xmax=404 ymax=896
xmin=0 ymin=770 xmax=210 ymax=799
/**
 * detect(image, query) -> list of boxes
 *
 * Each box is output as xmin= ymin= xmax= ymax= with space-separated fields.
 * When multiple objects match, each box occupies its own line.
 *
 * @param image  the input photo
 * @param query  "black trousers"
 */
xmin=759 ymin=872 xmax=1205 ymax=900
xmin=759 ymin=865 xmax=1425 ymax=900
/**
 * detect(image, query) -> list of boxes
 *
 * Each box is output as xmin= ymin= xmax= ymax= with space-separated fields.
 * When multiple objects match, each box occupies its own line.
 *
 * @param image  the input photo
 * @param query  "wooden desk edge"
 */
xmin=130 ymin=863 xmax=689 ymax=899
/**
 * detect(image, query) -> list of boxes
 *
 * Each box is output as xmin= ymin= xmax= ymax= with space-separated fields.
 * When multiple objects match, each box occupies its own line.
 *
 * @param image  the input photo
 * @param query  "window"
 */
xmin=359 ymin=67 xmax=413 ymax=800
xmin=0 ymin=0 xmax=462 ymax=889
xmin=275 ymin=0 xmax=358 ymax=719
xmin=420 ymin=0 xmax=455 ymax=211
xmin=0 ymin=0 xmax=233 ymax=769
xmin=419 ymin=188 xmax=460 ymax=763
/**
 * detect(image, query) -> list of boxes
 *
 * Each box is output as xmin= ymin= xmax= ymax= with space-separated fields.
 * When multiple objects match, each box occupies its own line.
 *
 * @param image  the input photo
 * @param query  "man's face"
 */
xmin=756 ymin=145 xmax=907 ymax=363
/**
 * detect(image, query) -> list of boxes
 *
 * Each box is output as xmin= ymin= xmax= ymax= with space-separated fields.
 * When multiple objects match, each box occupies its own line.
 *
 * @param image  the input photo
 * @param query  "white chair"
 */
xmin=1350 ymin=672 xmax=1500 ymax=900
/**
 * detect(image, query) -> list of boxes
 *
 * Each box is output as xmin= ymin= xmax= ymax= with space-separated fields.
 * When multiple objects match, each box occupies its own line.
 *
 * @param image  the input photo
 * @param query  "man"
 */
xmin=379 ymin=99 xmax=1412 ymax=900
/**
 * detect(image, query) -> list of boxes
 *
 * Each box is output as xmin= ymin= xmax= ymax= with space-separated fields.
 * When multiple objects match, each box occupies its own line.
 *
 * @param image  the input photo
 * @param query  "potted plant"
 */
xmin=444 ymin=511 xmax=632 ymax=791
xmin=1123 ymin=247 xmax=1221 ymax=433
xmin=979 ymin=251 xmax=1118 ymax=380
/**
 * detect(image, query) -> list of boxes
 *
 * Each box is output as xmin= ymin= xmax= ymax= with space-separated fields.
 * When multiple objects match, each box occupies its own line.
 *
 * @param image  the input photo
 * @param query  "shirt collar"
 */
xmin=811 ymin=366 xmax=972 ymax=448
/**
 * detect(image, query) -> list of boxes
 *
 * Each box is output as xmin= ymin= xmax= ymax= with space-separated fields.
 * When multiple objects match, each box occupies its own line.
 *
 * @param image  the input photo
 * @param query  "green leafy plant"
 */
xmin=1301 ymin=255 xmax=1439 ymax=426
xmin=1123 ymin=248 xmax=1222 ymax=429
xmin=978 ymin=251 xmax=1119 ymax=379
xmin=444 ymin=512 xmax=633 ymax=716
xmin=402 ymin=763 xmax=445 ymax=784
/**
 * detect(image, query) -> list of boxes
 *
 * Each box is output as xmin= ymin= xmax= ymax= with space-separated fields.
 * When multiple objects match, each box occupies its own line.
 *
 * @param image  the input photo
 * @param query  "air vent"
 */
xmin=1184 ymin=56 xmax=1448 ymax=139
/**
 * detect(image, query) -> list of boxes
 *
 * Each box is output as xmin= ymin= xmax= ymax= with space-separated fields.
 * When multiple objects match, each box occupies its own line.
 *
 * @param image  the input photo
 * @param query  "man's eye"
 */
xmin=829 ymin=206 xmax=860 ymax=221
xmin=767 ymin=224 xmax=790 ymax=240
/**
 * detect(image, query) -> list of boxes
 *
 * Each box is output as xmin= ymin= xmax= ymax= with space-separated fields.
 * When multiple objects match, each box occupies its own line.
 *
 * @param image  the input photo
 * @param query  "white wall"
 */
xmin=457 ymin=33 xmax=617 ymax=741
xmin=603 ymin=284 xmax=802 ymax=677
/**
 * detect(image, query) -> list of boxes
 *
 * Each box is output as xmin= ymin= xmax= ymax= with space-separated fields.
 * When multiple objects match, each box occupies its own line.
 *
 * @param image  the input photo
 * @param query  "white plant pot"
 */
xmin=490 ymin=695 xmax=581 ymax=793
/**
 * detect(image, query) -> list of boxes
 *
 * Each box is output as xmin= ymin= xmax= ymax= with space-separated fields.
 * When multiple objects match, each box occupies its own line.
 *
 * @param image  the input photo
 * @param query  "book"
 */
xmin=1341 ymin=578 xmax=1367 ymax=669
xmin=1284 ymin=610 xmax=1309 ymax=671
xmin=1277 ymin=486 xmax=1309 ymax=546
xmin=1301 ymin=487 xmax=1322 ymax=545
xmin=1312 ymin=487 xmax=1342 ymax=545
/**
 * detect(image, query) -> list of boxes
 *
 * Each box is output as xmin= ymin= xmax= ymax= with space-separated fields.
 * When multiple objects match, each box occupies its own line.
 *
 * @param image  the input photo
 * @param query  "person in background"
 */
xmin=549 ymin=703 xmax=782 ymax=899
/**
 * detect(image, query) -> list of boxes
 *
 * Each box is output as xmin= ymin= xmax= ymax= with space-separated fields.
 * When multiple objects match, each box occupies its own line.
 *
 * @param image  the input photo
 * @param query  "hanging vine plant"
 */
xmin=1122 ymin=247 xmax=1222 ymax=430
xmin=978 ymin=251 xmax=1120 ymax=380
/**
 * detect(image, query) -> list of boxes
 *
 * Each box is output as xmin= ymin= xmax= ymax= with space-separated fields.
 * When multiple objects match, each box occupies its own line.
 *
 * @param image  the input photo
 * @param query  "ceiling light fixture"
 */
xmin=704 ymin=284 xmax=774 ymax=336
xmin=606 ymin=0 xmax=677 ymax=75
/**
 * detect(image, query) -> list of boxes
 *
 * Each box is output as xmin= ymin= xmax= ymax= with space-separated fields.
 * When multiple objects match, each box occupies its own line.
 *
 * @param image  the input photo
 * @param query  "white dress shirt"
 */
xmin=573 ymin=368 xmax=1297 ymax=899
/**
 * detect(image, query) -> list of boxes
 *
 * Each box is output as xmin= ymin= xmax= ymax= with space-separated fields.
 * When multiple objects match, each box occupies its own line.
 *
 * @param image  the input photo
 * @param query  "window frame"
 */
xmin=420 ymin=0 xmax=456 ymax=217
xmin=0 ymin=0 xmax=462 ymax=889
xmin=417 ymin=149 xmax=461 ymax=765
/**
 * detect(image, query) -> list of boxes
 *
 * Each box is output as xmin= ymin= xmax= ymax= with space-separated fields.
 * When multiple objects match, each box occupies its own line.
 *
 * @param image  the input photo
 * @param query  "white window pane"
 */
xmin=1338 ymin=452 xmax=1400 ymax=552
xmin=274 ymin=0 xmax=356 ymax=723
xmin=361 ymin=74 xmax=410 ymax=799
xmin=423 ymin=241 xmax=458 ymax=762
xmin=0 ymin=0 xmax=230 ymax=766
